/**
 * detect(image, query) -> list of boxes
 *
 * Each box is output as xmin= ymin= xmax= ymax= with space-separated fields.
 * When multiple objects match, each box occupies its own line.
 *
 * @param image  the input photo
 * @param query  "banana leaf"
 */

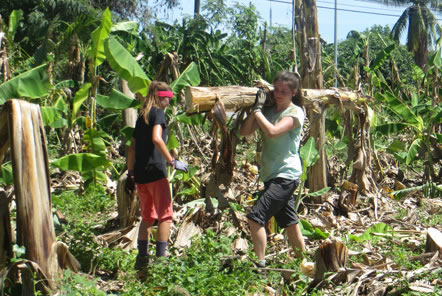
xmin=0 ymin=162 xmax=13 ymax=185
xmin=87 ymin=8 xmax=112 ymax=67
xmin=96 ymin=89 xmax=141 ymax=110
xmin=348 ymin=223 xmax=392 ymax=242
xmin=111 ymin=21 xmax=138 ymax=35
xmin=0 ymin=64 xmax=51 ymax=104
xmin=370 ymin=44 xmax=395 ymax=71
xmin=428 ymin=40 xmax=441 ymax=68
xmin=299 ymin=220 xmax=329 ymax=240
xmin=166 ymin=132 xmax=179 ymax=150
xmin=104 ymin=37 xmax=150 ymax=96
xmin=52 ymin=153 xmax=110 ymax=172
xmin=392 ymin=183 xmax=442 ymax=199
xmin=305 ymin=187 xmax=331 ymax=197
xmin=175 ymin=113 xmax=204 ymax=125
xmin=7 ymin=9 xmax=23 ymax=43
xmin=378 ymin=91 xmax=422 ymax=126
xmin=300 ymin=137 xmax=319 ymax=181
xmin=97 ymin=113 xmax=120 ymax=128
xmin=84 ymin=128 xmax=107 ymax=157
xmin=40 ymin=106 xmax=67 ymax=128
xmin=120 ymin=126 xmax=135 ymax=146
xmin=170 ymin=62 xmax=201 ymax=97
xmin=406 ymin=138 xmax=423 ymax=165
xmin=375 ymin=123 xmax=408 ymax=135
xmin=72 ymin=83 xmax=92 ymax=123
xmin=53 ymin=95 xmax=69 ymax=113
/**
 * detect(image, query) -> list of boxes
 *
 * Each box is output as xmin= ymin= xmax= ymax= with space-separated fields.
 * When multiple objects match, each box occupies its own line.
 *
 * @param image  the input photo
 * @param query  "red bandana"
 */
xmin=157 ymin=91 xmax=174 ymax=98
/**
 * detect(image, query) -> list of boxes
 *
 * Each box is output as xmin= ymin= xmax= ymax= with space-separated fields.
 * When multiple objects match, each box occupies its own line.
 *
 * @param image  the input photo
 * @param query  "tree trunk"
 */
xmin=425 ymin=228 xmax=442 ymax=254
xmin=295 ymin=0 xmax=326 ymax=192
xmin=121 ymin=79 xmax=137 ymax=132
xmin=1 ymin=99 xmax=79 ymax=290
xmin=0 ymin=109 xmax=9 ymax=164
xmin=307 ymin=105 xmax=327 ymax=194
xmin=185 ymin=86 xmax=368 ymax=114
xmin=194 ymin=0 xmax=201 ymax=16
xmin=314 ymin=241 xmax=348 ymax=280
xmin=117 ymin=80 xmax=139 ymax=227
xmin=0 ymin=189 xmax=13 ymax=268
xmin=295 ymin=0 xmax=323 ymax=89
xmin=117 ymin=172 xmax=139 ymax=227
xmin=8 ymin=99 xmax=56 ymax=276
xmin=414 ymin=33 xmax=428 ymax=70
xmin=185 ymin=86 xmax=259 ymax=113
xmin=0 ymin=15 xmax=12 ymax=82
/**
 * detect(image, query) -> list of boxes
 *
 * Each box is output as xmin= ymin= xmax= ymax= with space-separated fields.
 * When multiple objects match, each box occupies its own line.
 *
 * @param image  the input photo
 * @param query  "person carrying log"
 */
xmin=126 ymin=81 xmax=188 ymax=270
xmin=240 ymin=71 xmax=306 ymax=268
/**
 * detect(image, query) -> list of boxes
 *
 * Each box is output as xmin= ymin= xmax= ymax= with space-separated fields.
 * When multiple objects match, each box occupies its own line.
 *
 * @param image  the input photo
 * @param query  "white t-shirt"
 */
xmin=260 ymin=103 xmax=304 ymax=182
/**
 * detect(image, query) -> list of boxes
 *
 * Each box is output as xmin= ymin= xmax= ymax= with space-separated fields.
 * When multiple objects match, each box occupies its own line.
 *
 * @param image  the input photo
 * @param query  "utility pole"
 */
xmin=334 ymin=0 xmax=338 ymax=87
xmin=194 ymin=0 xmax=200 ymax=16
xmin=292 ymin=0 xmax=298 ymax=73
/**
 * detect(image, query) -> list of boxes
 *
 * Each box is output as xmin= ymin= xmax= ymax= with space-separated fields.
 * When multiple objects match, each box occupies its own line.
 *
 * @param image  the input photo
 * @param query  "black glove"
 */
xmin=252 ymin=89 xmax=267 ymax=113
xmin=172 ymin=159 xmax=188 ymax=173
xmin=125 ymin=170 xmax=136 ymax=195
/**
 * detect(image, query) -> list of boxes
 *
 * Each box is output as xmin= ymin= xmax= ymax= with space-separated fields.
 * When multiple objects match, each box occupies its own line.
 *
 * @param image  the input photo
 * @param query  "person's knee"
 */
xmin=248 ymin=218 xmax=262 ymax=228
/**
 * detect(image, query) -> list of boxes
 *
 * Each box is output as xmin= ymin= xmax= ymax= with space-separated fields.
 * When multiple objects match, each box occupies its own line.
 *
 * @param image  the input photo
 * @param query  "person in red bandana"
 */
xmin=126 ymin=81 xmax=188 ymax=270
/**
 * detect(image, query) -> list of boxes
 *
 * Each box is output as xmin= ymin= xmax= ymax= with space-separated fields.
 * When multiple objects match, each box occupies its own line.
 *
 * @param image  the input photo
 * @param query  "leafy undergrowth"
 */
xmin=44 ymin=177 xmax=442 ymax=296
xmin=50 ymin=186 xmax=307 ymax=295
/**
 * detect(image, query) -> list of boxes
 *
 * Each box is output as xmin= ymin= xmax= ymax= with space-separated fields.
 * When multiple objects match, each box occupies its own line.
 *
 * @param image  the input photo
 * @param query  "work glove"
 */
xmin=125 ymin=170 xmax=136 ymax=195
xmin=172 ymin=159 xmax=188 ymax=173
xmin=252 ymin=89 xmax=267 ymax=113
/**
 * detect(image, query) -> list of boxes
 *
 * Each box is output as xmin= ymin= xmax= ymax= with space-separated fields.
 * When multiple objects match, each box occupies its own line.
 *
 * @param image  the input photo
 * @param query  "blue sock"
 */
xmin=137 ymin=240 xmax=148 ymax=257
xmin=156 ymin=241 xmax=168 ymax=257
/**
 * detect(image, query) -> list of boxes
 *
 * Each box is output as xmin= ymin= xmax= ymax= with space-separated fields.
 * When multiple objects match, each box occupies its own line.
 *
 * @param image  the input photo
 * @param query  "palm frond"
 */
xmin=391 ymin=8 xmax=410 ymax=42
xmin=429 ymin=0 xmax=442 ymax=12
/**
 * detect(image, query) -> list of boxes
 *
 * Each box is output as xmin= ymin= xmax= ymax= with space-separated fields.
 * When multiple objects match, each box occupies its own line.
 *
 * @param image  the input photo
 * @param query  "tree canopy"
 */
xmin=372 ymin=0 xmax=442 ymax=69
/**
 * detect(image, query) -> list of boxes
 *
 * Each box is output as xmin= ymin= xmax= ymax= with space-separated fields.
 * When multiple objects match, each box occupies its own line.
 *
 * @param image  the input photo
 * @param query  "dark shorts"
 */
xmin=247 ymin=178 xmax=300 ymax=228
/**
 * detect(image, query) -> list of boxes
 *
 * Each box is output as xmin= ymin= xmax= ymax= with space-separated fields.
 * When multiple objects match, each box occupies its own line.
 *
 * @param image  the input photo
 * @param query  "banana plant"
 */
xmin=0 ymin=162 xmax=13 ymax=186
xmin=49 ymin=10 xmax=148 ymax=187
xmin=295 ymin=137 xmax=331 ymax=211
xmin=104 ymin=36 xmax=150 ymax=96
xmin=374 ymin=76 xmax=441 ymax=197
xmin=0 ymin=64 xmax=51 ymax=104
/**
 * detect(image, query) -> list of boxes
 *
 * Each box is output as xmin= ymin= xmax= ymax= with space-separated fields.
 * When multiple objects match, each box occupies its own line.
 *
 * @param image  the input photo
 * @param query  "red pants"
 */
xmin=136 ymin=178 xmax=173 ymax=223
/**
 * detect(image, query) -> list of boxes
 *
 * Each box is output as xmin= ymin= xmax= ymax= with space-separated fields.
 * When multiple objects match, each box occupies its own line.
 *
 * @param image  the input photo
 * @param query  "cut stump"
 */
xmin=425 ymin=228 xmax=442 ymax=255
xmin=314 ymin=241 xmax=349 ymax=281
xmin=1 ymin=99 xmax=79 ymax=290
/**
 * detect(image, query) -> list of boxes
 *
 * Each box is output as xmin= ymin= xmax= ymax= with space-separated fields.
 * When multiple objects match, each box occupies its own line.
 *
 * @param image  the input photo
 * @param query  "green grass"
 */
xmin=52 ymin=185 xmax=117 ymax=272
xmin=130 ymin=230 xmax=267 ymax=295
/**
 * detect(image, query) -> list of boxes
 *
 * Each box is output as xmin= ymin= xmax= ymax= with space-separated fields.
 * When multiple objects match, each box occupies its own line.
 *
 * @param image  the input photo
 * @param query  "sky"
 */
xmin=163 ymin=0 xmax=442 ymax=45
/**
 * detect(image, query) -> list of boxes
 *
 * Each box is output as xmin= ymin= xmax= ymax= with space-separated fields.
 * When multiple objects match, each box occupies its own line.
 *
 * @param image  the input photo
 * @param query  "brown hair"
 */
xmin=273 ymin=71 xmax=303 ymax=107
xmin=140 ymin=81 xmax=172 ymax=124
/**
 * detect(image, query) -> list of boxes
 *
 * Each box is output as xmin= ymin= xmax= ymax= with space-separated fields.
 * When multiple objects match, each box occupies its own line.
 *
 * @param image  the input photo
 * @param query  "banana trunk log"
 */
xmin=314 ymin=241 xmax=349 ymax=281
xmin=426 ymin=228 xmax=442 ymax=255
xmin=185 ymin=86 xmax=369 ymax=114
xmin=117 ymin=171 xmax=139 ymax=227
xmin=1 ymin=99 xmax=79 ymax=289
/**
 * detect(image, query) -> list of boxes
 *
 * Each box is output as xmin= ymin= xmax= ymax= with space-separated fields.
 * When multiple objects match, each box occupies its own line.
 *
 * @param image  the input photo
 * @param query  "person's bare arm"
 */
xmin=152 ymin=124 xmax=174 ymax=164
xmin=127 ymin=138 xmax=136 ymax=172
xmin=240 ymin=112 xmax=259 ymax=136
xmin=254 ymin=112 xmax=296 ymax=138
